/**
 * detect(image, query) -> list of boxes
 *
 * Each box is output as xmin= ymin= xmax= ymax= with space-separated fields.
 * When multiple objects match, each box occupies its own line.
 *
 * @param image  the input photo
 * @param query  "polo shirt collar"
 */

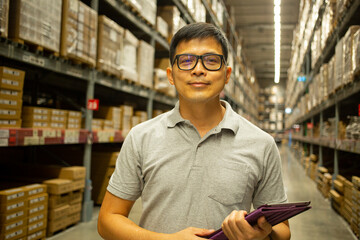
xmin=167 ymin=100 xmax=239 ymax=134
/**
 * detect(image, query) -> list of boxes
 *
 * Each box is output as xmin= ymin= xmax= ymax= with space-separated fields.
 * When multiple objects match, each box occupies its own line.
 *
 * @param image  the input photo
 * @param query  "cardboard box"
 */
xmin=26 ymin=229 xmax=46 ymax=240
xmin=72 ymin=179 xmax=85 ymax=191
xmin=0 ymin=119 xmax=21 ymax=128
xmin=68 ymin=110 xmax=81 ymax=118
xmin=49 ymin=122 xmax=66 ymax=129
xmin=47 ymin=216 xmax=68 ymax=234
xmin=27 ymin=210 xmax=46 ymax=225
xmin=0 ymin=108 xmax=21 ymax=119
xmin=59 ymin=166 xmax=86 ymax=180
xmin=22 ymin=107 xmax=50 ymax=116
xmin=157 ymin=6 xmax=181 ymax=42
xmin=27 ymin=193 xmax=48 ymax=209
xmin=27 ymin=218 xmax=47 ymax=235
xmin=21 ymin=121 xmax=49 ymax=129
xmin=137 ymin=40 xmax=154 ymax=88
xmin=48 ymin=204 xmax=69 ymax=220
xmin=0 ymin=97 xmax=22 ymax=110
xmin=121 ymin=29 xmax=139 ymax=82
xmin=0 ymin=187 xmax=27 ymax=205
xmin=28 ymin=203 xmax=47 ymax=217
xmin=0 ymin=89 xmax=23 ymax=100
xmin=0 ymin=198 xmax=27 ymax=214
xmin=22 ymin=184 xmax=47 ymax=198
xmin=0 ymin=208 xmax=27 ymax=225
xmin=156 ymin=16 xmax=168 ymax=39
xmin=48 ymin=193 xmax=70 ymax=209
xmin=67 ymin=211 xmax=81 ymax=225
xmin=68 ymin=190 xmax=83 ymax=205
xmin=97 ymin=15 xmax=124 ymax=78
xmin=0 ymin=67 xmax=25 ymax=89
xmin=0 ymin=217 xmax=26 ymax=234
xmin=68 ymin=202 xmax=81 ymax=215
xmin=8 ymin=0 xmax=62 ymax=52
xmin=43 ymin=179 xmax=73 ymax=195
xmin=0 ymin=225 xmax=26 ymax=240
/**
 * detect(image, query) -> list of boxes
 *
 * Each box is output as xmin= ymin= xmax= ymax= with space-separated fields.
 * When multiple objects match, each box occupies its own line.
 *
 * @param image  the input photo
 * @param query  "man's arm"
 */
xmin=221 ymin=210 xmax=290 ymax=240
xmin=97 ymin=191 xmax=215 ymax=240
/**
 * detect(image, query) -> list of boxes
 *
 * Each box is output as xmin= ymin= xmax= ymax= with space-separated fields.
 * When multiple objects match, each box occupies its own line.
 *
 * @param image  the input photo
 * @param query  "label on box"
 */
xmin=0 ymin=129 xmax=9 ymax=138
xmin=1 ymin=78 xmax=19 ymax=86
xmin=0 ymin=138 xmax=8 ymax=146
xmin=3 ymin=68 xmax=20 ymax=77
xmin=0 ymin=109 xmax=17 ymax=116
xmin=28 ymin=220 xmax=44 ymax=232
xmin=29 ymin=195 xmax=46 ymax=205
xmin=7 ymin=201 xmax=25 ymax=211
xmin=6 ymin=210 xmax=25 ymax=221
xmin=5 ymin=189 xmax=25 ymax=201
xmin=29 ymin=204 xmax=46 ymax=215
xmin=27 ymin=229 xmax=45 ymax=240
xmin=6 ymin=228 xmax=24 ymax=239
xmin=6 ymin=219 xmax=24 ymax=231
xmin=0 ymin=89 xmax=20 ymax=97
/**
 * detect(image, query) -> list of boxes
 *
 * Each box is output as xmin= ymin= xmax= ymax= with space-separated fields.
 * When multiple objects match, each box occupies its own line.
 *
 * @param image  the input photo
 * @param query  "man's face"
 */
xmin=167 ymin=37 xmax=232 ymax=104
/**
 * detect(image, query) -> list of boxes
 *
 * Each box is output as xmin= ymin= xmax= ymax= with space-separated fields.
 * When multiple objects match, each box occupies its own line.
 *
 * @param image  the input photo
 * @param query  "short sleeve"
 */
xmin=252 ymin=139 xmax=287 ymax=208
xmin=107 ymin=130 xmax=143 ymax=201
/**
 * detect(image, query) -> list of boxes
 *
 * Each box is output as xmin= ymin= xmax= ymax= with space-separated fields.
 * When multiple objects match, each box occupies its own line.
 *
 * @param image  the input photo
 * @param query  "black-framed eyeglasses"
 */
xmin=172 ymin=53 xmax=226 ymax=71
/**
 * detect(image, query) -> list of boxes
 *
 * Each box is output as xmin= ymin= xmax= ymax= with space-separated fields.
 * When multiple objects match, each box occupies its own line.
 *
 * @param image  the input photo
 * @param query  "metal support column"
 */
xmin=147 ymin=37 xmax=156 ymax=120
xmin=310 ymin=117 xmax=314 ymax=155
xmin=82 ymin=70 xmax=96 ymax=222
xmin=334 ymin=102 xmax=339 ymax=179
xmin=319 ymin=111 xmax=323 ymax=166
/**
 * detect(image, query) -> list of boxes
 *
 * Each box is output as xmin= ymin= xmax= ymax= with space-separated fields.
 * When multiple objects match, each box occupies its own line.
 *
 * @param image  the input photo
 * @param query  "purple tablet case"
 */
xmin=205 ymin=201 xmax=311 ymax=240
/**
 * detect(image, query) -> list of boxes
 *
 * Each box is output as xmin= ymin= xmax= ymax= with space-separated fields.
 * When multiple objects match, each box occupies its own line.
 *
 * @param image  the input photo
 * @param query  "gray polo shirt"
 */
xmin=107 ymin=100 xmax=287 ymax=233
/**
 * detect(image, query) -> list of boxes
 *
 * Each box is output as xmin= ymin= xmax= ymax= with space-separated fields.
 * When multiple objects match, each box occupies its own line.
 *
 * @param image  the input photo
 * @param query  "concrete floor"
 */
xmin=48 ymin=144 xmax=358 ymax=240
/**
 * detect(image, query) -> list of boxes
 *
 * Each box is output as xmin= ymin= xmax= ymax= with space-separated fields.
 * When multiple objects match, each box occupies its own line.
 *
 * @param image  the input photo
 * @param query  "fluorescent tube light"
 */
xmin=274 ymin=0 xmax=281 ymax=83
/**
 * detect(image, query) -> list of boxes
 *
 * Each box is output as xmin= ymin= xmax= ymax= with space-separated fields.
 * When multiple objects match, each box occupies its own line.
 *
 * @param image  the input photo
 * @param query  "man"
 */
xmin=98 ymin=22 xmax=290 ymax=240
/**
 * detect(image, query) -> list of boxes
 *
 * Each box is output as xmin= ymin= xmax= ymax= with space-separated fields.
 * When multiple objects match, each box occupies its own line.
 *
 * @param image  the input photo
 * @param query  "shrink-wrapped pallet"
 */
xmin=97 ymin=15 xmax=124 ymax=78
xmin=121 ymin=29 xmax=138 ymax=82
xmin=0 ymin=0 xmax=8 ymax=38
xmin=61 ymin=0 xmax=98 ymax=67
xmin=157 ymin=6 xmax=181 ymax=42
xmin=137 ymin=40 xmax=154 ymax=88
xmin=9 ymin=0 xmax=62 ymax=52
xmin=343 ymin=26 xmax=360 ymax=85
xmin=138 ymin=0 xmax=156 ymax=26
xmin=334 ymin=37 xmax=344 ymax=91
xmin=353 ymin=29 xmax=360 ymax=74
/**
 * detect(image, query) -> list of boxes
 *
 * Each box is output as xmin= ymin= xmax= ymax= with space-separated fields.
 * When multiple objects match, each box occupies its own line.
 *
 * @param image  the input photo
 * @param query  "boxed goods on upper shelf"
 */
xmin=61 ymin=0 xmax=98 ymax=67
xmin=138 ymin=0 xmax=156 ymax=26
xmin=0 ymin=66 xmax=25 ymax=129
xmin=0 ymin=0 xmax=8 ymax=38
xmin=8 ymin=0 xmax=62 ymax=53
xmin=157 ymin=6 xmax=182 ymax=42
xmin=122 ymin=29 xmax=139 ymax=82
xmin=343 ymin=26 xmax=360 ymax=85
xmin=97 ymin=15 xmax=124 ymax=79
xmin=138 ymin=40 xmax=154 ymax=88
xmin=156 ymin=16 xmax=169 ymax=39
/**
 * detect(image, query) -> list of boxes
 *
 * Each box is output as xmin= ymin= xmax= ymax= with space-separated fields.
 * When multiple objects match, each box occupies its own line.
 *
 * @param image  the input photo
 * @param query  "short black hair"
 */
xmin=169 ymin=22 xmax=229 ymax=65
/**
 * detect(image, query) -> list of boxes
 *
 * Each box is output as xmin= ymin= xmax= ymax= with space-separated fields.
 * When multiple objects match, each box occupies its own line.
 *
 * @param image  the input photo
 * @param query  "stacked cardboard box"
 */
xmin=352 ymin=176 xmax=360 ymax=237
xmin=90 ymin=118 xmax=104 ymax=130
xmin=135 ymin=111 xmax=147 ymax=123
xmin=0 ymin=184 xmax=48 ymax=240
xmin=121 ymin=30 xmax=139 ymax=82
xmin=94 ymin=106 xmax=121 ymax=130
xmin=343 ymin=26 xmax=360 ymax=85
xmin=138 ymin=0 xmax=156 ymax=26
xmin=137 ymin=40 xmax=154 ymax=88
xmin=156 ymin=16 xmax=168 ymax=39
xmin=334 ymin=37 xmax=344 ymax=91
xmin=97 ymin=15 xmax=124 ymax=78
xmin=157 ymin=6 xmax=181 ymax=43
xmin=61 ymin=0 xmax=98 ymax=67
xmin=353 ymin=29 xmax=360 ymax=74
xmin=50 ymin=109 xmax=67 ymax=129
xmin=91 ymin=152 xmax=117 ymax=205
xmin=22 ymin=107 xmax=51 ymax=128
xmin=330 ymin=175 xmax=347 ymax=214
xmin=320 ymin=0 xmax=336 ymax=51
xmin=9 ymin=0 xmax=61 ymax=52
xmin=67 ymin=110 xmax=82 ymax=130
xmin=342 ymin=178 xmax=353 ymax=224
xmin=120 ymin=105 xmax=133 ymax=137
xmin=0 ymin=0 xmax=8 ymax=38
xmin=316 ymin=167 xmax=332 ymax=198
xmin=43 ymin=167 xmax=85 ymax=237
xmin=0 ymin=66 xmax=25 ymax=128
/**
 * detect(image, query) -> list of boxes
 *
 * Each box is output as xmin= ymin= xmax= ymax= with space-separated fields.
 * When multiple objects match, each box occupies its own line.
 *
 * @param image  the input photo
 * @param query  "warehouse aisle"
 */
xmin=48 ymin=144 xmax=357 ymax=240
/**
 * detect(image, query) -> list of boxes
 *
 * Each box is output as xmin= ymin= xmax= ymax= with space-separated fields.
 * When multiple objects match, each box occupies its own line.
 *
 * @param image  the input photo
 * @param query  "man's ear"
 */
xmin=167 ymin=67 xmax=175 ymax=85
xmin=225 ymin=66 xmax=232 ymax=84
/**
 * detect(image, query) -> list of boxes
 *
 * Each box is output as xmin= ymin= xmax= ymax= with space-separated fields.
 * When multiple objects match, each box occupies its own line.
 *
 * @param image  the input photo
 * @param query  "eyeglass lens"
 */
xmin=178 ymin=54 xmax=222 ymax=70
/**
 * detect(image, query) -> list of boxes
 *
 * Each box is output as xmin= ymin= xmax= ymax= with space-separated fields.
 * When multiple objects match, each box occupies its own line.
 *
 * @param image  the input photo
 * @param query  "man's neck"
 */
xmin=179 ymin=99 xmax=226 ymax=137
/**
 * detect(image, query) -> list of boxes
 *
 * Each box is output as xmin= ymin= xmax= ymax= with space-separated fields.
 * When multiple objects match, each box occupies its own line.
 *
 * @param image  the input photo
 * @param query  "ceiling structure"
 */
xmin=224 ymin=0 xmax=300 ymax=88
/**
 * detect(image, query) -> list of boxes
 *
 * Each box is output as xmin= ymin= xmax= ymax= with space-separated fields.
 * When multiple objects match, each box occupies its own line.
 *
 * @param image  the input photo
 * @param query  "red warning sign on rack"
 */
xmin=87 ymin=99 xmax=99 ymax=111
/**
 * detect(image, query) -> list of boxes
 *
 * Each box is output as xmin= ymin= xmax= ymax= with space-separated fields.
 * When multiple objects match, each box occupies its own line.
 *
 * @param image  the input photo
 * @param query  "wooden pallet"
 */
xmin=11 ymin=38 xmax=59 ymax=57
xmin=46 ymin=222 xmax=79 ymax=238
xmin=61 ymin=55 xmax=96 ymax=68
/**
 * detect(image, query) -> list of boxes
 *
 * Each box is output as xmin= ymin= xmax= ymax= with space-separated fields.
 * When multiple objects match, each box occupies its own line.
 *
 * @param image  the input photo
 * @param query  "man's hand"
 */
xmin=221 ymin=210 xmax=272 ymax=240
xmin=170 ymin=227 xmax=216 ymax=240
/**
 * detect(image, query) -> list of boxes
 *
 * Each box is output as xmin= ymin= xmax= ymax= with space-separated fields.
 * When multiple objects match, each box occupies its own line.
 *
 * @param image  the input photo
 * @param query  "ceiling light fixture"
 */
xmin=274 ymin=0 xmax=281 ymax=84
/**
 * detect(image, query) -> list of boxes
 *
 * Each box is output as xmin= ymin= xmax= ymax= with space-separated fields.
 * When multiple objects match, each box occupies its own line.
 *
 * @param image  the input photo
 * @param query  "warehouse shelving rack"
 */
xmin=0 ymin=0 xmax=260 ymax=222
xmin=286 ymin=0 xmax=360 ymax=179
